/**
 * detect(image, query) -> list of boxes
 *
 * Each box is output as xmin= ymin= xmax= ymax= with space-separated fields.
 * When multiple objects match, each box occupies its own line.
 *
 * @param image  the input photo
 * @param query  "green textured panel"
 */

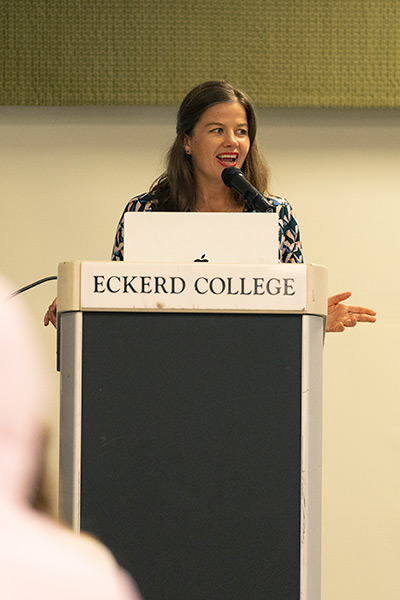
xmin=1 ymin=0 xmax=399 ymax=107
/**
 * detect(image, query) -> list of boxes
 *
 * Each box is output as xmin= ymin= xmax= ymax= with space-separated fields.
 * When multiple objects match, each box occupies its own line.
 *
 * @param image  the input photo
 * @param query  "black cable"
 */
xmin=7 ymin=276 xmax=57 ymax=300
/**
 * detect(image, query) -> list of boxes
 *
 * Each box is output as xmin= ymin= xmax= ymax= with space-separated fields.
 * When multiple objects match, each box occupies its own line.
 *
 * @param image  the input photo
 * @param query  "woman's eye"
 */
xmin=237 ymin=129 xmax=248 ymax=136
xmin=210 ymin=127 xmax=223 ymax=133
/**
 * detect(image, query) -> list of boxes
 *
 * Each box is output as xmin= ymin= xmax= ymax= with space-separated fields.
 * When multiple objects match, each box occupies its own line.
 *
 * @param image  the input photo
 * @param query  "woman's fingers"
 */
xmin=43 ymin=298 xmax=57 ymax=328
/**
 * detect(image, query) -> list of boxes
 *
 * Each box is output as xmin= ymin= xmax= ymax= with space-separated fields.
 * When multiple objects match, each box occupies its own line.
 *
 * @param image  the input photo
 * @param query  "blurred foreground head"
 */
xmin=0 ymin=276 xmax=47 ymax=504
xmin=0 ymin=276 xmax=142 ymax=600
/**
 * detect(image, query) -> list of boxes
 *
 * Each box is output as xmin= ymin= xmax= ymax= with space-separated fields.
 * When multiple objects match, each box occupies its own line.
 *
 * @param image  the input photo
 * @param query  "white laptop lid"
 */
xmin=123 ymin=212 xmax=278 ymax=264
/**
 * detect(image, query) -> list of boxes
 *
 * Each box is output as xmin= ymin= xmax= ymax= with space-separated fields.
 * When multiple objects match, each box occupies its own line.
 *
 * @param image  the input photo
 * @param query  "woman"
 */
xmin=111 ymin=80 xmax=302 ymax=264
xmin=45 ymin=80 xmax=376 ymax=331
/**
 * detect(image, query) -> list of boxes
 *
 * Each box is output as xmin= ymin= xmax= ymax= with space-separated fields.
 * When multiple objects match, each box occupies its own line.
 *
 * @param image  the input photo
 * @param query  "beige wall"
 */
xmin=1 ymin=106 xmax=399 ymax=599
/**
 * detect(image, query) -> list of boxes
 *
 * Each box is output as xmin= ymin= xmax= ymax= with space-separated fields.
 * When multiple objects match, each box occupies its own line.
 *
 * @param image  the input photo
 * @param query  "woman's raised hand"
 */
xmin=326 ymin=292 xmax=376 ymax=333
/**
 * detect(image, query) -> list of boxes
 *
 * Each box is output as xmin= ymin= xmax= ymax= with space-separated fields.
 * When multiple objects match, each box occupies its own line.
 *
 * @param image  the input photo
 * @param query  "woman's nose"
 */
xmin=223 ymin=130 xmax=238 ymax=146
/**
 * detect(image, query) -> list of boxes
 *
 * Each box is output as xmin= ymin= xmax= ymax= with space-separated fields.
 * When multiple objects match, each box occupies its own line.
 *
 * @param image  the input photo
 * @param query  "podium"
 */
xmin=57 ymin=260 xmax=327 ymax=600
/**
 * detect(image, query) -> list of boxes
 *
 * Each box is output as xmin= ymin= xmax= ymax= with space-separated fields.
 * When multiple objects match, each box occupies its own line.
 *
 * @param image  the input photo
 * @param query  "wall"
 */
xmin=3 ymin=0 xmax=399 ymax=107
xmin=0 ymin=105 xmax=399 ymax=599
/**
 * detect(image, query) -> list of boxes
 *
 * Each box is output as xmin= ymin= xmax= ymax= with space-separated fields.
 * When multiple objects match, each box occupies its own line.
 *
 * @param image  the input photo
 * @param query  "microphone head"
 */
xmin=221 ymin=166 xmax=243 ymax=188
xmin=221 ymin=165 xmax=273 ymax=212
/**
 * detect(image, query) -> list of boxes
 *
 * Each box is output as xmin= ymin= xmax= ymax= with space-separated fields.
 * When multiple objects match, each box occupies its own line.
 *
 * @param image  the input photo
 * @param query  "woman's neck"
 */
xmin=194 ymin=179 xmax=243 ymax=212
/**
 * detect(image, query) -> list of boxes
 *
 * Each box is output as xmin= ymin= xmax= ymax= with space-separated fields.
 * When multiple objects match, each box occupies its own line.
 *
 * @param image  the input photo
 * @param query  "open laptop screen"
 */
xmin=123 ymin=212 xmax=278 ymax=264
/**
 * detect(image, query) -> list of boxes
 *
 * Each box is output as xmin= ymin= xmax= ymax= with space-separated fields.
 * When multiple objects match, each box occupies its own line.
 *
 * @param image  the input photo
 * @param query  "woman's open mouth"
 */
xmin=216 ymin=153 xmax=239 ymax=167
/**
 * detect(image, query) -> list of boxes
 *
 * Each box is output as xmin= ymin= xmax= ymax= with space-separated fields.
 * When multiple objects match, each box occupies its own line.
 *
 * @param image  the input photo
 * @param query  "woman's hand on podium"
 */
xmin=42 ymin=292 xmax=377 ymax=333
xmin=326 ymin=292 xmax=376 ymax=333
xmin=44 ymin=298 xmax=57 ymax=328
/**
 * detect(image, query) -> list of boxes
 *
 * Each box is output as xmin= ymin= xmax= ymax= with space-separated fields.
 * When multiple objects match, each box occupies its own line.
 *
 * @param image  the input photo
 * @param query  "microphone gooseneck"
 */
xmin=221 ymin=167 xmax=274 ymax=213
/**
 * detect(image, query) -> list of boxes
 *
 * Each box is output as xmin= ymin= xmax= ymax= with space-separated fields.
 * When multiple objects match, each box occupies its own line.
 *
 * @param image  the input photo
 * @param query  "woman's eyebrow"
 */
xmin=204 ymin=121 xmax=224 ymax=127
xmin=204 ymin=121 xmax=248 ymax=128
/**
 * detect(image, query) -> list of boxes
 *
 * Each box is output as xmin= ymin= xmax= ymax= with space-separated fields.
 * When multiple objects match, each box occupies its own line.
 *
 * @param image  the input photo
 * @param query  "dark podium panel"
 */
xmin=78 ymin=312 xmax=302 ymax=600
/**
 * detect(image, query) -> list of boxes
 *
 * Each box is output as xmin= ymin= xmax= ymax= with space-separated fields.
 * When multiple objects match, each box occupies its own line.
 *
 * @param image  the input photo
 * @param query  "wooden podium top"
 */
xmin=57 ymin=261 xmax=327 ymax=317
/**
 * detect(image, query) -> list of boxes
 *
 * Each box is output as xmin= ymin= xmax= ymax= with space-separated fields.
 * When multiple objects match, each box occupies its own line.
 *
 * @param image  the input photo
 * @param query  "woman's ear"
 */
xmin=183 ymin=134 xmax=191 ymax=155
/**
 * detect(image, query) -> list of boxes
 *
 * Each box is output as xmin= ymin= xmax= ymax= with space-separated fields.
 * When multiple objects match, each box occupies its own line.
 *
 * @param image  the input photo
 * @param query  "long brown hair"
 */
xmin=150 ymin=80 xmax=269 ymax=211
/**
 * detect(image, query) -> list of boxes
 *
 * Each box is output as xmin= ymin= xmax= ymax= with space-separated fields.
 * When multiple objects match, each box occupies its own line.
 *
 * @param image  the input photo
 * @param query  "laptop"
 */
xmin=123 ymin=211 xmax=278 ymax=264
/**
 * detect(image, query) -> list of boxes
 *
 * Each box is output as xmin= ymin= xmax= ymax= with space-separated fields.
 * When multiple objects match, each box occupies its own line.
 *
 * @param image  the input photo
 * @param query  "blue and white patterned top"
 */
xmin=111 ymin=193 xmax=303 ymax=264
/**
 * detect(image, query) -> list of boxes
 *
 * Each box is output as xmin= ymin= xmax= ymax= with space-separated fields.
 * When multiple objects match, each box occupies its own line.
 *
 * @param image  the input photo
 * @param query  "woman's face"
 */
xmin=184 ymin=101 xmax=250 ymax=186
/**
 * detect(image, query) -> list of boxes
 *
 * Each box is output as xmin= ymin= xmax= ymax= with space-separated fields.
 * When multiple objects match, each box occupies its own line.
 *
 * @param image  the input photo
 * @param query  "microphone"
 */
xmin=221 ymin=167 xmax=274 ymax=213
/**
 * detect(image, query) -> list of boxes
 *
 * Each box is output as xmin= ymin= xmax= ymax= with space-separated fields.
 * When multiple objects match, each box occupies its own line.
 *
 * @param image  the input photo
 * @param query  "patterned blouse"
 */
xmin=111 ymin=192 xmax=303 ymax=264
